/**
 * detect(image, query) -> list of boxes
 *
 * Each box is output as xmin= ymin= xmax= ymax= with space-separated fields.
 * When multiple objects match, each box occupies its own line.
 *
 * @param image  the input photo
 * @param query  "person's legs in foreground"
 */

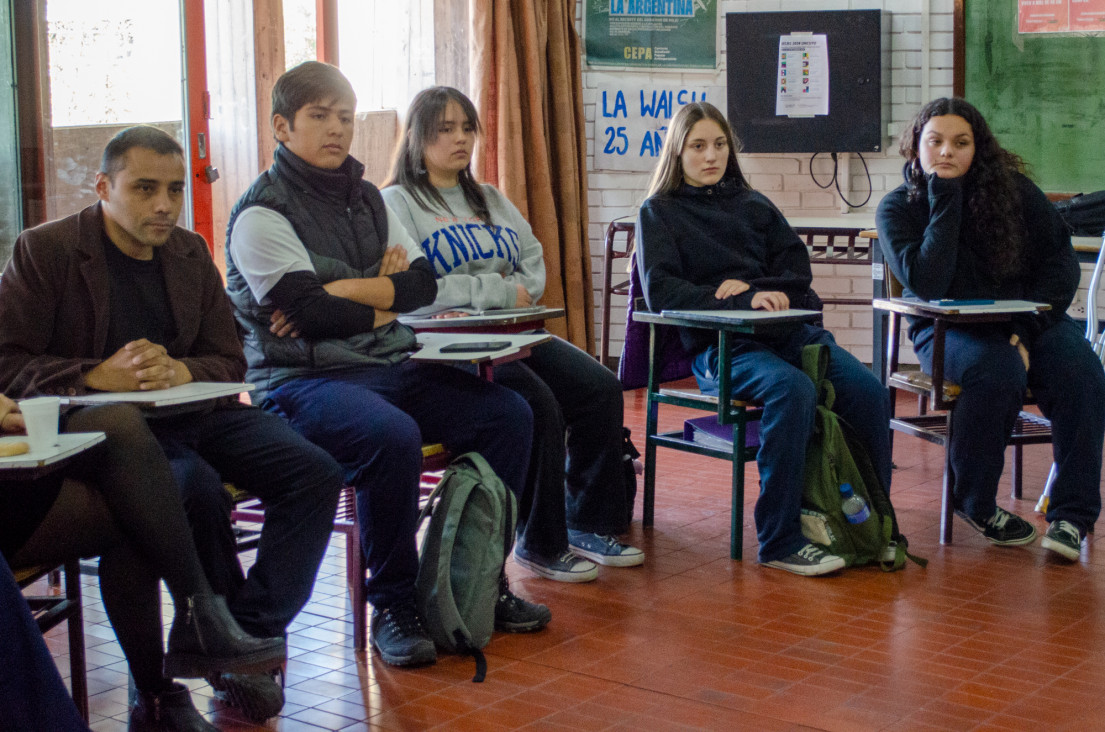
xmin=0 ymin=530 xmax=90 ymax=731
xmin=56 ymin=404 xmax=286 ymax=728
xmin=914 ymin=324 xmax=1038 ymax=546
xmin=1029 ymin=317 xmax=1105 ymax=560
xmin=490 ymin=357 xmax=599 ymax=582
xmin=693 ymin=332 xmax=845 ymax=576
xmin=505 ymin=338 xmax=644 ymax=570
xmin=11 ymin=480 xmax=217 ymax=732
xmin=150 ymin=405 xmax=343 ymax=721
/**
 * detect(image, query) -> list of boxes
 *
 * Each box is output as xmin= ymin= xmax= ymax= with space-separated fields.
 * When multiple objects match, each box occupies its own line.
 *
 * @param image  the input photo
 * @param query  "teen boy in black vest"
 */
xmin=225 ymin=61 xmax=550 ymax=677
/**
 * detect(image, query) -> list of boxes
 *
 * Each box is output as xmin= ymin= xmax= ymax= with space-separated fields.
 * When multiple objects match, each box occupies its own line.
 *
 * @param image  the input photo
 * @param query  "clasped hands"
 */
xmin=714 ymin=279 xmax=789 ymax=311
xmin=84 ymin=339 xmax=192 ymax=392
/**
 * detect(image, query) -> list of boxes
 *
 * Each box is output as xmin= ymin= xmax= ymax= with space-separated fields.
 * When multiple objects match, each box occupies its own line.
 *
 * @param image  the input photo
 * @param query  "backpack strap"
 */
xmin=800 ymin=344 xmax=835 ymax=411
xmin=453 ymin=631 xmax=488 ymax=683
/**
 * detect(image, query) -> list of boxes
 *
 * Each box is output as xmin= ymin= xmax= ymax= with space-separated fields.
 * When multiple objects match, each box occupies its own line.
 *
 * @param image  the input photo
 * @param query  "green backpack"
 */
xmin=415 ymin=452 xmax=516 ymax=682
xmin=799 ymin=344 xmax=924 ymax=570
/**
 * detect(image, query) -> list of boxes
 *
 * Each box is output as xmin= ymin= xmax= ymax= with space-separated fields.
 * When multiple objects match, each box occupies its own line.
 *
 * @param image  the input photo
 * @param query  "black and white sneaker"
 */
xmin=513 ymin=544 xmax=598 ymax=582
xmin=1042 ymin=520 xmax=1083 ymax=561
xmin=494 ymin=576 xmax=552 ymax=633
xmin=956 ymin=507 xmax=1037 ymax=546
xmin=762 ymin=543 xmax=846 ymax=576
xmin=370 ymin=600 xmax=437 ymax=667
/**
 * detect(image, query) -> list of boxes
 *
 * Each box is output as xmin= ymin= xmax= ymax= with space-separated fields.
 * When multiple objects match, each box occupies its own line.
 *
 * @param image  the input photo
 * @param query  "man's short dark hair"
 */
xmin=99 ymin=126 xmax=184 ymax=181
xmin=271 ymin=61 xmax=356 ymax=128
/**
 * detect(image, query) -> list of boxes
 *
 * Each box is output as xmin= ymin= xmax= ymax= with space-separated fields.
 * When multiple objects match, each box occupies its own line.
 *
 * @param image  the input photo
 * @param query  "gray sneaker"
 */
xmin=567 ymin=530 xmax=645 ymax=567
xmin=1042 ymin=520 xmax=1083 ymax=561
xmin=763 ymin=543 xmax=846 ymax=576
xmin=513 ymin=545 xmax=598 ymax=582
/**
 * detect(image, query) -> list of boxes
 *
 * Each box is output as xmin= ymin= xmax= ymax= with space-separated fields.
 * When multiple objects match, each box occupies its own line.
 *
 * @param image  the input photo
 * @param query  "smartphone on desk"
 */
xmin=439 ymin=341 xmax=512 ymax=353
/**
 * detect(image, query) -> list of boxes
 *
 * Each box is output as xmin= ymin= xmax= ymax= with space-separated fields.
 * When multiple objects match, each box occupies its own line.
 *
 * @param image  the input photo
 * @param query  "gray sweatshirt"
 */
xmin=382 ymin=183 xmax=546 ymax=314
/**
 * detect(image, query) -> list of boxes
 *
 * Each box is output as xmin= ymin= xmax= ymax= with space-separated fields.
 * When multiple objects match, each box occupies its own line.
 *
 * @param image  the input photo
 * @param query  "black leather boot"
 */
xmin=129 ymin=682 xmax=216 ymax=732
xmin=163 ymin=594 xmax=286 ymax=679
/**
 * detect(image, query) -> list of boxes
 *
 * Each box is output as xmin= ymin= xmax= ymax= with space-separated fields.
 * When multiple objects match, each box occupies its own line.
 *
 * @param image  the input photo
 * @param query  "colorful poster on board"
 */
xmin=1019 ymin=0 xmax=1069 ymax=32
xmin=775 ymin=34 xmax=829 ymax=117
xmin=593 ymin=84 xmax=722 ymax=170
xmin=584 ymin=0 xmax=717 ymax=69
xmin=1070 ymin=0 xmax=1105 ymax=31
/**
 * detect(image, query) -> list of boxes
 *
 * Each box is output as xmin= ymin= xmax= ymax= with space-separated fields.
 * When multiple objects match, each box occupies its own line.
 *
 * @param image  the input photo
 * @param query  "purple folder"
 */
xmin=682 ymin=416 xmax=761 ymax=450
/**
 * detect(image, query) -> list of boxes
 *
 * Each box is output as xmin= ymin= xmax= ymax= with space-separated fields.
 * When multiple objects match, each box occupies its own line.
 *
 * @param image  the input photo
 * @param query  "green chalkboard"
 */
xmin=965 ymin=2 xmax=1105 ymax=193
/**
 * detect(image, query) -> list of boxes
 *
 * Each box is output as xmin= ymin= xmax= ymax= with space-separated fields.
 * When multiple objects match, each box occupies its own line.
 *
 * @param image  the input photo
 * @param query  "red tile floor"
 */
xmin=36 ymin=385 xmax=1105 ymax=730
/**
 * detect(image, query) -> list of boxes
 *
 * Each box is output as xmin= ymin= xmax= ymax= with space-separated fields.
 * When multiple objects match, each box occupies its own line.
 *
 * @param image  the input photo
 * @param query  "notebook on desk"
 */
xmin=60 ymin=382 xmax=255 ymax=408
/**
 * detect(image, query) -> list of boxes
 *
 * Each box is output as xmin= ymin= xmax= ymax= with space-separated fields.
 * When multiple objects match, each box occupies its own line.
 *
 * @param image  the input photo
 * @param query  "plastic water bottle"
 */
xmin=840 ymin=483 xmax=871 ymax=524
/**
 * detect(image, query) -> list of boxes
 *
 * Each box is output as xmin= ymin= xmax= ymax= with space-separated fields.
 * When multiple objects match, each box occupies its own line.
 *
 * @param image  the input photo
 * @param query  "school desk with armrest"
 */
xmin=873 ymin=277 xmax=1053 ymax=544
xmin=633 ymin=308 xmax=821 ymax=560
xmin=599 ymin=216 xmax=875 ymax=373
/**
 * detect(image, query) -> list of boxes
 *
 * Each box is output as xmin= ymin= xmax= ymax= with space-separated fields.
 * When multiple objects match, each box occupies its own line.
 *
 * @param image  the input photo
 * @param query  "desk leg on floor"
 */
xmin=717 ymin=330 xmax=744 ymax=560
xmin=730 ymin=416 xmax=745 ymax=561
xmin=643 ymin=323 xmax=659 ymax=528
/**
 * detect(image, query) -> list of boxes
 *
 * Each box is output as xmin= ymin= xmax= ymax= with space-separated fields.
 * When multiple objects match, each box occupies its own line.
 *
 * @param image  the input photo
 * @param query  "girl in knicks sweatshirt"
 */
xmin=383 ymin=87 xmax=643 ymax=582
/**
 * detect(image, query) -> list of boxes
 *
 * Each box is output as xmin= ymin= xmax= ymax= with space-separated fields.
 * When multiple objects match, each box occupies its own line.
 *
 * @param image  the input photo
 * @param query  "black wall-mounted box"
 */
xmin=726 ymin=10 xmax=887 ymax=153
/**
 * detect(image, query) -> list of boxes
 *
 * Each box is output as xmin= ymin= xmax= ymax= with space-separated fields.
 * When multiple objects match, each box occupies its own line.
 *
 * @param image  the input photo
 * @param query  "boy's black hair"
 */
xmin=272 ymin=61 xmax=356 ymax=128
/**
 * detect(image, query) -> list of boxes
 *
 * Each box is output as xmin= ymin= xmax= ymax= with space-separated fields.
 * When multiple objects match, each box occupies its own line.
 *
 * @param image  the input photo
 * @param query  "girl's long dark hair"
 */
xmin=385 ymin=86 xmax=492 ymax=225
xmin=899 ymin=97 xmax=1027 ymax=279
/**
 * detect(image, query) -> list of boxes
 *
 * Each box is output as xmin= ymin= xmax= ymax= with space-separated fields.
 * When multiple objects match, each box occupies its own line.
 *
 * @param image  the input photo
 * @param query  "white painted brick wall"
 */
xmin=580 ymin=0 xmax=957 ymax=369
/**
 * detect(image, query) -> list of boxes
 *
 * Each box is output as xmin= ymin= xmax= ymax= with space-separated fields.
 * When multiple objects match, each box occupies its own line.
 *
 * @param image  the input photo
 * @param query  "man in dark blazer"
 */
xmin=0 ymin=126 xmax=343 ymax=722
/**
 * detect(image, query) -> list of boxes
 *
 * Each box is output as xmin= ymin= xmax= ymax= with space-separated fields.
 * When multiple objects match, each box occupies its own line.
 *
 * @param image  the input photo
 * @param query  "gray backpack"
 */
xmin=415 ymin=452 xmax=516 ymax=682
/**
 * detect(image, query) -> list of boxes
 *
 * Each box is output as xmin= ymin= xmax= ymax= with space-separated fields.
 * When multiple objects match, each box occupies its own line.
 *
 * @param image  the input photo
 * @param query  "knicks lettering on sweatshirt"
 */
xmin=420 ymin=224 xmax=521 ymax=274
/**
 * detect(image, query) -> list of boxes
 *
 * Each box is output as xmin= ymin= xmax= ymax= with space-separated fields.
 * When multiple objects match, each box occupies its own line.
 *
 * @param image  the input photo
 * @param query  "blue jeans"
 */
xmin=693 ymin=325 xmax=892 ymax=562
xmin=150 ymin=404 xmax=344 ymax=638
xmin=264 ymin=361 xmax=533 ymax=609
xmin=913 ymin=315 xmax=1104 ymax=532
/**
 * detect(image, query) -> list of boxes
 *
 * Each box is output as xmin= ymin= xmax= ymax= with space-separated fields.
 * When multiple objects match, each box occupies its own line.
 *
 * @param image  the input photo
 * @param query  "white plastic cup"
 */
xmin=19 ymin=397 xmax=61 ymax=453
